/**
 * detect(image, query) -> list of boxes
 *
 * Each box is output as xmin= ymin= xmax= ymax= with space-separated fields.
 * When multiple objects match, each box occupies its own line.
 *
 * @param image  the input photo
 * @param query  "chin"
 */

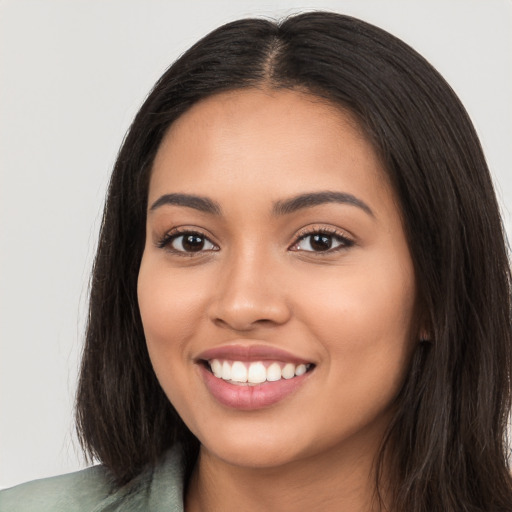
xmin=191 ymin=404 xmax=394 ymax=474
xmin=203 ymin=438 xmax=307 ymax=470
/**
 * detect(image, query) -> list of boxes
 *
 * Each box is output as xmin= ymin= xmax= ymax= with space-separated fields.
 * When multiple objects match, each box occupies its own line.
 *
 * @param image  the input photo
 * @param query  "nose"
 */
xmin=208 ymin=250 xmax=292 ymax=332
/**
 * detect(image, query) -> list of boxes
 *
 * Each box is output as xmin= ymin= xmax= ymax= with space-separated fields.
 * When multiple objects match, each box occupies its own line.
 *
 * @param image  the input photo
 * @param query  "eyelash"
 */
xmin=156 ymin=227 xmax=218 ymax=257
xmin=292 ymin=226 xmax=355 ymax=254
xmin=156 ymin=226 xmax=355 ymax=256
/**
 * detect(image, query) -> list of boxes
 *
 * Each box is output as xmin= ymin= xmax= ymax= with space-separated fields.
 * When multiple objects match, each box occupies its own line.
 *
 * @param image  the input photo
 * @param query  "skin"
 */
xmin=137 ymin=88 xmax=419 ymax=511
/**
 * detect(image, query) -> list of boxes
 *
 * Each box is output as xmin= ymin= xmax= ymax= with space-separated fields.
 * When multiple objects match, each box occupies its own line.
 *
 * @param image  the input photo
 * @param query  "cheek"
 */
xmin=298 ymin=257 xmax=416 ymax=384
xmin=292 ymin=266 xmax=416 ymax=447
xmin=137 ymin=253 xmax=214 ymax=421
xmin=137 ymin=254 xmax=210 ymax=364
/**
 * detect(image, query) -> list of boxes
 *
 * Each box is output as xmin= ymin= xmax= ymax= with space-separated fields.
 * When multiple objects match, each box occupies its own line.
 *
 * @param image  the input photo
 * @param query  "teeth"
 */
xmin=210 ymin=359 xmax=222 ymax=378
xmin=266 ymin=362 xmax=282 ymax=382
xmin=247 ymin=361 xmax=267 ymax=383
xmin=221 ymin=360 xmax=231 ymax=380
xmin=295 ymin=364 xmax=307 ymax=376
xmin=208 ymin=359 xmax=311 ymax=384
xmin=231 ymin=361 xmax=248 ymax=383
xmin=282 ymin=363 xmax=295 ymax=379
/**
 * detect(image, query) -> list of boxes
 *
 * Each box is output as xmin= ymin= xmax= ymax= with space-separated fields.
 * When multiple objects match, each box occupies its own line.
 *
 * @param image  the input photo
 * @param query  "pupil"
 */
xmin=183 ymin=234 xmax=204 ymax=252
xmin=311 ymin=234 xmax=331 ymax=251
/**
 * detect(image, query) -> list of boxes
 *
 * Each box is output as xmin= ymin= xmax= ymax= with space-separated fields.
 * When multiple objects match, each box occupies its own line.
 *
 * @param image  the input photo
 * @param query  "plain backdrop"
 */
xmin=1 ymin=0 xmax=511 ymax=489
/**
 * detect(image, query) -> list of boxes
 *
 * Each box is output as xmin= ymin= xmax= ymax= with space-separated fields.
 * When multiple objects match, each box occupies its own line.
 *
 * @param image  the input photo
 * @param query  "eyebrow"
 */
xmin=272 ymin=191 xmax=374 ymax=217
xmin=150 ymin=193 xmax=222 ymax=215
xmin=149 ymin=190 xmax=374 ymax=217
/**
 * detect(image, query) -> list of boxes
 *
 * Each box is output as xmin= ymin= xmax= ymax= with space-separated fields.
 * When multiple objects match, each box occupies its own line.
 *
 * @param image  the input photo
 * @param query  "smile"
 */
xmin=196 ymin=344 xmax=315 ymax=409
xmin=208 ymin=359 xmax=311 ymax=385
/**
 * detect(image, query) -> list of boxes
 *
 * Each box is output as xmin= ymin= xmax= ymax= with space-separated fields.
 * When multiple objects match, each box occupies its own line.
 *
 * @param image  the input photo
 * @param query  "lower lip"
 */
xmin=199 ymin=364 xmax=312 ymax=410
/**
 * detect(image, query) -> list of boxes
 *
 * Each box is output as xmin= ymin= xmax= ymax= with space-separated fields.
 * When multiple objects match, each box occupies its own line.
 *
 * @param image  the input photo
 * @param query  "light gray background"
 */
xmin=1 ymin=0 xmax=511 ymax=489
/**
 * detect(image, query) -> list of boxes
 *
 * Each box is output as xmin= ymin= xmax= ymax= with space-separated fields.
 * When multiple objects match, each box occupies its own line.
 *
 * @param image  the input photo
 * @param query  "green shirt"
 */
xmin=0 ymin=447 xmax=184 ymax=511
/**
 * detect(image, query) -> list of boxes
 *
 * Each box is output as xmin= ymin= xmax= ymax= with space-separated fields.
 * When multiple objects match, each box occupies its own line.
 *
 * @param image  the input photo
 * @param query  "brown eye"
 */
xmin=293 ymin=231 xmax=353 ymax=253
xmin=310 ymin=234 xmax=333 ymax=251
xmin=169 ymin=232 xmax=216 ymax=253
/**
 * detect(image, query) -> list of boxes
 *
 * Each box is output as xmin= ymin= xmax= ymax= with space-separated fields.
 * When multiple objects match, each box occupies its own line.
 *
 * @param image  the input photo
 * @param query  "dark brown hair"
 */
xmin=76 ymin=11 xmax=512 ymax=511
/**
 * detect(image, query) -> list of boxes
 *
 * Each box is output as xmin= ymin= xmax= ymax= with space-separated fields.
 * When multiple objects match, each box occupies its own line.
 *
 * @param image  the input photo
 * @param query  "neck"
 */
xmin=185 ymin=431 xmax=389 ymax=512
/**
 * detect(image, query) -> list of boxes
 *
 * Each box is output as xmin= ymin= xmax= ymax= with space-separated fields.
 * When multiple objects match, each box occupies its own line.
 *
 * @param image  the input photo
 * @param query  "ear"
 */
xmin=418 ymin=327 xmax=431 ymax=343
xmin=416 ymin=307 xmax=432 ymax=342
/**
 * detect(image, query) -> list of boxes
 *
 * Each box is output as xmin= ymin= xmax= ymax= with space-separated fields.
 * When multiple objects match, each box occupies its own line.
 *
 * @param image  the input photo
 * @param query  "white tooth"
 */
xmin=210 ymin=359 xmax=222 ymax=378
xmin=247 ymin=362 xmax=266 ymax=383
xmin=221 ymin=361 xmax=232 ymax=380
xmin=231 ymin=361 xmax=248 ymax=383
xmin=295 ymin=364 xmax=307 ymax=376
xmin=282 ymin=363 xmax=295 ymax=379
xmin=266 ymin=362 xmax=282 ymax=381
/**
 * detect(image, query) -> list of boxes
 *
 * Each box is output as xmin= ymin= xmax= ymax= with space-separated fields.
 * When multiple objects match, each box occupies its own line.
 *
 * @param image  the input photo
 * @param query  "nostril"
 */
xmin=208 ymin=288 xmax=292 ymax=331
xmin=212 ymin=316 xmax=289 ymax=333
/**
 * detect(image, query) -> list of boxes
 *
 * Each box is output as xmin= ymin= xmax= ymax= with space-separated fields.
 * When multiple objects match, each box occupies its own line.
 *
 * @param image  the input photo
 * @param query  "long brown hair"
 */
xmin=76 ymin=12 xmax=512 ymax=510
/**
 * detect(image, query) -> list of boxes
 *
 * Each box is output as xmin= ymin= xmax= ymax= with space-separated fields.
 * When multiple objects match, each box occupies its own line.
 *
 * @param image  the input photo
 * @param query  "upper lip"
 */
xmin=196 ymin=343 xmax=313 ymax=365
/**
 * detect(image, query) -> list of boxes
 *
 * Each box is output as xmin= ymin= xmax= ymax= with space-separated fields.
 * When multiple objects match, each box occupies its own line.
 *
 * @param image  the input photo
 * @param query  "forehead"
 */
xmin=149 ymin=88 xmax=390 ymax=210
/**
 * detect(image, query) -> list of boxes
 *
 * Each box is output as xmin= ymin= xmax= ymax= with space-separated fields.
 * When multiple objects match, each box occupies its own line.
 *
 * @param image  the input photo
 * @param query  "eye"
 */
xmin=158 ymin=230 xmax=218 ymax=254
xmin=291 ymin=229 xmax=354 ymax=253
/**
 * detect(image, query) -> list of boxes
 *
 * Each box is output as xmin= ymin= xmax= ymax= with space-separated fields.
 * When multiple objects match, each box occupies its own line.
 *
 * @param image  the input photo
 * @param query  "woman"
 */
xmin=2 ymin=11 xmax=511 ymax=512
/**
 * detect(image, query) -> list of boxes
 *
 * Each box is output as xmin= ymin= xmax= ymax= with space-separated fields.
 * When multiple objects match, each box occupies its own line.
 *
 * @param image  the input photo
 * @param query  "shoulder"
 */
xmin=0 ymin=447 xmax=185 ymax=512
xmin=0 ymin=465 xmax=112 ymax=512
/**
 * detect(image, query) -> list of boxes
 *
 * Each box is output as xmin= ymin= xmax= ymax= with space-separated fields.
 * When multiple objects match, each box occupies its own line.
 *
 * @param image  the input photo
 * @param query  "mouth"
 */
xmin=201 ymin=359 xmax=314 ymax=386
xmin=196 ymin=344 xmax=316 ymax=410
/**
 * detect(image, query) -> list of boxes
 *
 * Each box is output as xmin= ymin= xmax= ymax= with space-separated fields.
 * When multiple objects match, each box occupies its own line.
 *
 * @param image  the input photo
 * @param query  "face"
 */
xmin=138 ymin=88 xmax=418 ymax=470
